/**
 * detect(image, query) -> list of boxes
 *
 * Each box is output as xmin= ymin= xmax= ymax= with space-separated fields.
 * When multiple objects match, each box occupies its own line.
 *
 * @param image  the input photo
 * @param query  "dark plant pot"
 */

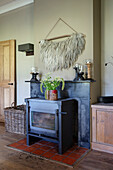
xmin=46 ymin=90 xmax=58 ymax=100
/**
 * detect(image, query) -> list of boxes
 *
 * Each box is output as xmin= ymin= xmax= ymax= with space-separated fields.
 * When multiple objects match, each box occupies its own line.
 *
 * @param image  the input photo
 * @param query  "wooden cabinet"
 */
xmin=91 ymin=103 xmax=113 ymax=153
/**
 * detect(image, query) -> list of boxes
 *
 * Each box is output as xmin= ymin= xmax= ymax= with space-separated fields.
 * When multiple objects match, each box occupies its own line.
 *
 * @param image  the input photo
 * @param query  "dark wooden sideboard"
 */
xmin=26 ymin=80 xmax=95 ymax=149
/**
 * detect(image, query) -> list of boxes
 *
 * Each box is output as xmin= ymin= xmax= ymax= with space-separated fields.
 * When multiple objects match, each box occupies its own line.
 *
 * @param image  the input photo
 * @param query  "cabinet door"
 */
xmin=96 ymin=110 xmax=113 ymax=145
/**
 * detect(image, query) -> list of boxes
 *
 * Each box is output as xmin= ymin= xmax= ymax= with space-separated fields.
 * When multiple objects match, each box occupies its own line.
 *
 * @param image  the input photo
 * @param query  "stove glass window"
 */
xmin=31 ymin=111 xmax=55 ymax=130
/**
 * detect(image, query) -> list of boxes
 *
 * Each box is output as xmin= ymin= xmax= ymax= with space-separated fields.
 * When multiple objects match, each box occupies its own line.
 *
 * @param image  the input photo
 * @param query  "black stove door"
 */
xmin=30 ymin=109 xmax=58 ymax=138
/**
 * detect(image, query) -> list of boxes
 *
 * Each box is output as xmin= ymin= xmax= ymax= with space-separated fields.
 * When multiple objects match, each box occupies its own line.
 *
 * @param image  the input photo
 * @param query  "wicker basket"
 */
xmin=4 ymin=105 xmax=26 ymax=135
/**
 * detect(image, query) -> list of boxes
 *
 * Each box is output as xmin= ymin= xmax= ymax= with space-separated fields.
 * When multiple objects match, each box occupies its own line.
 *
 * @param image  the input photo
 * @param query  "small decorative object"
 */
xmin=73 ymin=63 xmax=84 ymax=81
xmin=105 ymin=56 xmax=113 ymax=66
xmin=85 ymin=60 xmax=92 ymax=79
xmin=30 ymin=67 xmax=39 ymax=81
xmin=39 ymin=18 xmax=86 ymax=71
xmin=40 ymin=73 xmax=65 ymax=100
xmin=84 ymin=65 xmax=88 ymax=79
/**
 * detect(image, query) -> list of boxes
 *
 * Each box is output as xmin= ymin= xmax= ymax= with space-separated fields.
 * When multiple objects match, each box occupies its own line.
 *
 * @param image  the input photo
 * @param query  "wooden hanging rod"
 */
xmin=39 ymin=34 xmax=71 ymax=43
xmin=46 ymin=34 xmax=71 ymax=41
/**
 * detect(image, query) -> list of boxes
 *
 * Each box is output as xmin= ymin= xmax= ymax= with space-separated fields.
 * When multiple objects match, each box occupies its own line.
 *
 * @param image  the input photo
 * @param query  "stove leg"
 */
xmin=58 ymin=144 xmax=63 ymax=154
xmin=27 ymin=134 xmax=30 ymax=145
xmin=27 ymin=134 xmax=41 ymax=146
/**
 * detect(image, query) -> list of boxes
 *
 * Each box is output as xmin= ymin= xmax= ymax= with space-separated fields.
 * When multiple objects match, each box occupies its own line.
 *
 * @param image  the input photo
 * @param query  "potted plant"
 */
xmin=40 ymin=73 xmax=65 ymax=100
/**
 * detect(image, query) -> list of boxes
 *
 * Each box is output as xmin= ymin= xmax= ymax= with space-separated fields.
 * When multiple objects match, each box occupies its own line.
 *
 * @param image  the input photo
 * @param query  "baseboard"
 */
xmin=91 ymin=142 xmax=113 ymax=154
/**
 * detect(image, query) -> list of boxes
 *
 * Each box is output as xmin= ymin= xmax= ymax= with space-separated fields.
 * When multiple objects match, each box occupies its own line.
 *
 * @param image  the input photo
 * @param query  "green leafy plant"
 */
xmin=40 ymin=73 xmax=65 ymax=93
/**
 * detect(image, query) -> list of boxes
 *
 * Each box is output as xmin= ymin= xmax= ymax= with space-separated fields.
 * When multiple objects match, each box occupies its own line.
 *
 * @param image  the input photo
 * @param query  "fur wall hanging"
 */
xmin=39 ymin=18 xmax=86 ymax=71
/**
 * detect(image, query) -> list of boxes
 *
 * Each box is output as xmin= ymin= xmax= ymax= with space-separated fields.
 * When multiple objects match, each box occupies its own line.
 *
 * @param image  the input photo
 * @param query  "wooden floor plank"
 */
xmin=0 ymin=124 xmax=113 ymax=170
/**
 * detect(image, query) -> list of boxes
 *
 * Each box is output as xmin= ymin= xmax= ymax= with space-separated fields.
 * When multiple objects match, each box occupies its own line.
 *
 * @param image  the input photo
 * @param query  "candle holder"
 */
xmin=86 ymin=62 xmax=92 ymax=79
xmin=73 ymin=64 xmax=84 ymax=81
xmin=30 ymin=72 xmax=39 ymax=82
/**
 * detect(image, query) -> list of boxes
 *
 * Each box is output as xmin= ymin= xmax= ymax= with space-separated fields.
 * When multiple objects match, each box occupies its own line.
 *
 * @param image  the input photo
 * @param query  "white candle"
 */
xmin=31 ymin=67 xmax=38 ymax=73
xmin=75 ymin=63 xmax=79 ymax=68
xmin=86 ymin=59 xmax=91 ymax=64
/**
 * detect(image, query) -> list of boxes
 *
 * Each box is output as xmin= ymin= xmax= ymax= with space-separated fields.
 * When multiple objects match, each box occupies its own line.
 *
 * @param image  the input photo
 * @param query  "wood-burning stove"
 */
xmin=25 ymin=98 xmax=78 ymax=154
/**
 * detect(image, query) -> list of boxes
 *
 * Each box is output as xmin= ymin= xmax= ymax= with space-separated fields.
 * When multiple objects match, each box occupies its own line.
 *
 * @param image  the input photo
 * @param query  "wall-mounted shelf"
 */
xmin=18 ymin=43 xmax=34 ymax=56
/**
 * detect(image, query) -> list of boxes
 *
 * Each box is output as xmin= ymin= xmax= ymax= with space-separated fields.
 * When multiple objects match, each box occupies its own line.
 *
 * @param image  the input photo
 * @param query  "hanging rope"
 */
xmin=39 ymin=18 xmax=86 ymax=42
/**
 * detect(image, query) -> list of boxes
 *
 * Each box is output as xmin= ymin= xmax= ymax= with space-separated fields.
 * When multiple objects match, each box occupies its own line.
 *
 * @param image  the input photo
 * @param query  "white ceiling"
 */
xmin=0 ymin=0 xmax=34 ymax=14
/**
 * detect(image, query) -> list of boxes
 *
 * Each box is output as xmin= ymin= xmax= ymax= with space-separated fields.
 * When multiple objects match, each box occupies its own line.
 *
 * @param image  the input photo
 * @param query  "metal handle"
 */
xmin=8 ymin=83 xmax=13 ymax=85
xmin=55 ymin=109 xmax=59 ymax=135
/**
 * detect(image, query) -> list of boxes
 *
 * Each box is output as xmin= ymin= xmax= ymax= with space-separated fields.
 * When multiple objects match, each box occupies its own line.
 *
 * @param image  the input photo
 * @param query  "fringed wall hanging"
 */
xmin=39 ymin=18 xmax=86 ymax=71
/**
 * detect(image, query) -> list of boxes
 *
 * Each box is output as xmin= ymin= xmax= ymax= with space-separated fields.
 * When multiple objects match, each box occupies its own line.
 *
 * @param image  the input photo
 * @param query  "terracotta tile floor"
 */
xmin=8 ymin=138 xmax=89 ymax=166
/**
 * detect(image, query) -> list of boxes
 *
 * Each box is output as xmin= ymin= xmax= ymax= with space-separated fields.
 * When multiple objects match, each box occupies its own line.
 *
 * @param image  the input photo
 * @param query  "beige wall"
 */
xmin=34 ymin=0 xmax=93 ymax=80
xmin=101 ymin=0 xmax=113 ymax=96
xmin=0 ymin=4 xmax=34 ymax=105
xmin=0 ymin=0 xmax=101 ymax=104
